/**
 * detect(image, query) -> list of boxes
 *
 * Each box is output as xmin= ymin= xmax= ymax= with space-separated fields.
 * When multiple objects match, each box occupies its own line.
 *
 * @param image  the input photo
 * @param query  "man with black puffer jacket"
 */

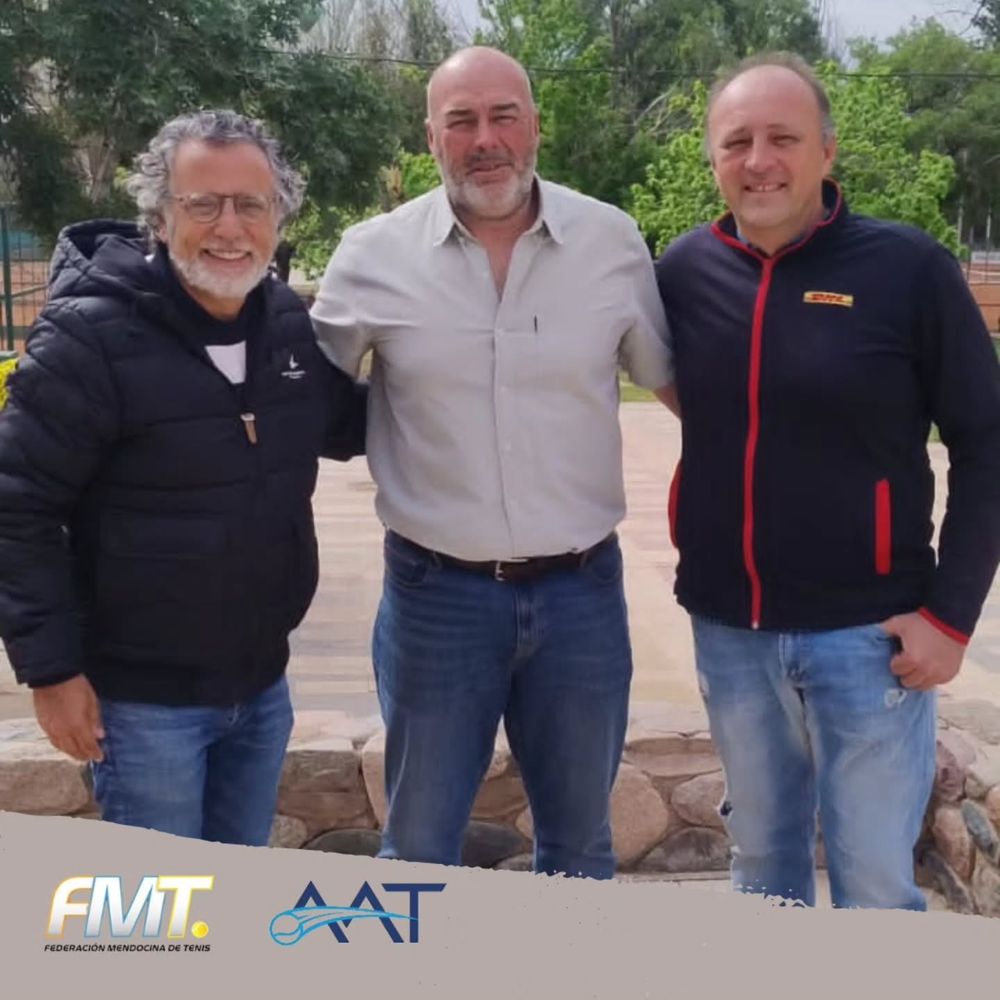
xmin=0 ymin=110 xmax=367 ymax=846
xmin=656 ymin=53 xmax=1000 ymax=910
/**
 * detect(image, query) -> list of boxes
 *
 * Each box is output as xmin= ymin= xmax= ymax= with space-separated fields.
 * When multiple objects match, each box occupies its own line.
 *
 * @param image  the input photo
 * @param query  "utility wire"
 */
xmin=280 ymin=46 xmax=1000 ymax=81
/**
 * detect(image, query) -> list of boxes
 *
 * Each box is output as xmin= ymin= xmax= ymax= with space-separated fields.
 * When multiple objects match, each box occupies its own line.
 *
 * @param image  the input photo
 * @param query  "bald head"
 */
xmin=707 ymin=52 xmax=834 ymax=147
xmin=427 ymin=47 xmax=534 ymax=118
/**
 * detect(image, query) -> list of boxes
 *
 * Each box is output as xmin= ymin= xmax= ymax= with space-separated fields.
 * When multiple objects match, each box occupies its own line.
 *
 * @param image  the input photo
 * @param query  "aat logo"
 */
xmin=45 ymin=876 xmax=214 ymax=951
xmin=269 ymin=880 xmax=445 ymax=945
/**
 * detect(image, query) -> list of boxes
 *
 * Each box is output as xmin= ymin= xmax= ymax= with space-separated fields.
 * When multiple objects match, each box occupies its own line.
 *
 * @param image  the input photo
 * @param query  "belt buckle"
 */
xmin=494 ymin=557 xmax=529 ymax=582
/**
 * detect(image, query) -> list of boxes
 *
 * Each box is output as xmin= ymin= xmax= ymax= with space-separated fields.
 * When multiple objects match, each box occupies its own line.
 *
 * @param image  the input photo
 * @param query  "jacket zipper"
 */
xmin=240 ymin=411 xmax=258 ymax=445
xmin=135 ymin=288 xmax=266 ymax=448
xmin=706 ymin=234 xmax=773 ymax=629
xmin=709 ymin=193 xmax=842 ymax=629
xmin=742 ymin=259 xmax=774 ymax=628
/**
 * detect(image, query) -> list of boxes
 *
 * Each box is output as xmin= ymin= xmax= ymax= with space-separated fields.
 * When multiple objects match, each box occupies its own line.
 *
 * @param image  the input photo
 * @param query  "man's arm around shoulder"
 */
xmin=310 ymin=226 xmax=377 ymax=460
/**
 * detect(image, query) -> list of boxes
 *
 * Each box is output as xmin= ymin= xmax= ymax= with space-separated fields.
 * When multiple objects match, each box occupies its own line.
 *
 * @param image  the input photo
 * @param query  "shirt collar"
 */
xmin=429 ymin=176 xmax=564 ymax=247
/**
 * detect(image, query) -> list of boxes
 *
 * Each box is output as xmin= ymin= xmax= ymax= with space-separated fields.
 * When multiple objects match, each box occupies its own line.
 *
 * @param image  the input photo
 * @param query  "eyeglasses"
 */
xmin=169 ymin=193 xmax=276 ymax=224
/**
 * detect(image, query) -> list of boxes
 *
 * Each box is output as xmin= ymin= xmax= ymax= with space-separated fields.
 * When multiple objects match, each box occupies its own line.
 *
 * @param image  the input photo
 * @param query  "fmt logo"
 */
xmin=48 ymin=876 xmax=214 ymax=939
xmin=269 ymin=880 xmax=445 ymax=945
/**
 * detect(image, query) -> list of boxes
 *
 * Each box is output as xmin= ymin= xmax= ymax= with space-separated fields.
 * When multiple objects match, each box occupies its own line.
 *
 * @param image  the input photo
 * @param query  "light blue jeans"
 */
xmin=692 ymin=617 xmax=936 ymax=910
xmin=373 ymin=531 xmax=633 ymax=879
xmin=91 ymin=675 xmax=294 ymax=846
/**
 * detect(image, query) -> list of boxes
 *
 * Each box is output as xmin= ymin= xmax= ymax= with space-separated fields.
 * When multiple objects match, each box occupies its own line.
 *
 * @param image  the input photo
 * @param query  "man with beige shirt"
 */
xmin=311 ymin=47 xmax=675 ymax=878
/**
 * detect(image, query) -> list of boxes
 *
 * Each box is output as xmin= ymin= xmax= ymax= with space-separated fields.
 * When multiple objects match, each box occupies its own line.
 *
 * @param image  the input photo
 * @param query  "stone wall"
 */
xmin=2 ymin=700 xmax=999 ymax=913
xmin=918 ymin=700 xmax=1000 ymax=916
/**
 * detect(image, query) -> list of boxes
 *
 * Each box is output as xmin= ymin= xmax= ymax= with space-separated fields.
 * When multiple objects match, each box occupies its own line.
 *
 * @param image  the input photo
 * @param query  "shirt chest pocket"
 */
xmin=519 ymin=302 xmax=630 ymax=392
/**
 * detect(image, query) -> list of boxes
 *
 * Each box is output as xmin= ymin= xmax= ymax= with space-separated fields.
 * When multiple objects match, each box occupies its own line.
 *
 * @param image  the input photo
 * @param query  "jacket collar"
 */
xmin=710 ymin=179 xmax=846 ymax=260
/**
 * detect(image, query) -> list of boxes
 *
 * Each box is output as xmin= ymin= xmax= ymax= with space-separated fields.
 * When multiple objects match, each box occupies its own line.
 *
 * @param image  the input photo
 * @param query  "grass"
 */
xmin=619 ymin=338 xmax=1000 ymax=416
xmin=619 ymin=374 xmax=655 ymax=403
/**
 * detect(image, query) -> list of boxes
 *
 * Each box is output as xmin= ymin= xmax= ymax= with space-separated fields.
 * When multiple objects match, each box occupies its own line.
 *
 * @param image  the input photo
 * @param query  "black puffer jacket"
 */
xmin=0 ymin=221 xmax=367 ymax=705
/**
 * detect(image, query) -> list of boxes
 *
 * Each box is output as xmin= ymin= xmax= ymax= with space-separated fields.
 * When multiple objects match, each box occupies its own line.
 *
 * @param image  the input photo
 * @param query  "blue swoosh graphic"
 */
xmin=269 ymin=906 xmax=414 ymax=946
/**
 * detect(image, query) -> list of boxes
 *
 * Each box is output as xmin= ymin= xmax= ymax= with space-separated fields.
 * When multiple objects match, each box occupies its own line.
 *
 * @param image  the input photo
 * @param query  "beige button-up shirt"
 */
xmin=311 ymin=180 xmax=673 ymax=560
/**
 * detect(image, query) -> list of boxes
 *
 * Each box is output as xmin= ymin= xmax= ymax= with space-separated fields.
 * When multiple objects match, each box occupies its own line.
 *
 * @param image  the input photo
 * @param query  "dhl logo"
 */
xmin=803 ymin=291 xmax=854 ymax=307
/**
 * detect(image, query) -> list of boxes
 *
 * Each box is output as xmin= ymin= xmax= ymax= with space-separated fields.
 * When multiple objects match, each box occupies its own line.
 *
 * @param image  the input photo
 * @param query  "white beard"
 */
xmin=441 ymin=154 xmax=537 ymax=222
xmin=169 ymin=249 xmax=269 ymax=304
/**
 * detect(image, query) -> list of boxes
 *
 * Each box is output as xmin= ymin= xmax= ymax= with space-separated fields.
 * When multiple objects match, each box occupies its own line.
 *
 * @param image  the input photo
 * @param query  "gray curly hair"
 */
xmin=125 ymin=109 xmax=305 ymax=241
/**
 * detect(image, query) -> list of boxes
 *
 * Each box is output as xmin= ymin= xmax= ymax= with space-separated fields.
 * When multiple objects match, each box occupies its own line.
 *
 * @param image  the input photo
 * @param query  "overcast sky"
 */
xmin=825 ymin=0 xmax=976 ymax=42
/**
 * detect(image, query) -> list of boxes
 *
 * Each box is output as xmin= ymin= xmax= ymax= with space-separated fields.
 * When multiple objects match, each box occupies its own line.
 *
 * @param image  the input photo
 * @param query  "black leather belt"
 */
xmin=389 ymin=531 xmax=616 ymax=583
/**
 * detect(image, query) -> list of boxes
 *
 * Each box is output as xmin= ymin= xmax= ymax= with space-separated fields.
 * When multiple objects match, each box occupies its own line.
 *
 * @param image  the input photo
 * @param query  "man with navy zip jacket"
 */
xmin=655 ymin=53 xmax=1000 ymax=909
xmin=0 ymin=110 xmax=367 ymax=845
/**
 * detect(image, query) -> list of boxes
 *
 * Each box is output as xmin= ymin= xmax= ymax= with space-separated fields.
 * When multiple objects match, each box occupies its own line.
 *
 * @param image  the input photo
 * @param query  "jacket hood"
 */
xmin=46 ymin=219 xmax=281 ymax=340
xmin=47 ymin=220 xmax=163 ymax=308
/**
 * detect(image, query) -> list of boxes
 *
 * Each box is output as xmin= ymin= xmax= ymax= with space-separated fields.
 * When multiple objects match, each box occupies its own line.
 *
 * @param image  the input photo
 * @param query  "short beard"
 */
xmin=440 ymin=153 xmax=537 ymax=222
xmin=169 ymin=249 xmax=269 ymax=305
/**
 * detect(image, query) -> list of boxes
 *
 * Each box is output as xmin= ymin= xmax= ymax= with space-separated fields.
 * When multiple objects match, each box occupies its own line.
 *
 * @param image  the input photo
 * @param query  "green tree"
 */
xmin=478 ymin=0 xmax=651 ymax=206
xmin=285 ymin=151 xmax=442 ymax=279
xmin=477 ymin=0 xmax=828 ymax=207
xmin=0 ymin=1 xmax=90 ymax=231
xmin=0 ymin=1 xmax=34 ymax=125
xmin=823 ymin=68 xmax=958 ymax=252
xmin=971 ymin=0 xmax=1000 ymax=44
xmin=629 ymin=68 xmax=958 ymax=255
xmin=627 ymin=84 xmax=723 ymax=254
xmin=853 ymin=20 xmax=1000 ymax=244
xmin=398 ymin=151 xmax=440 ymax=200
xmin=280 ymin=0 xmax=459 ymax=271
xmin=4 ymin=0 xmax=400 ymax=249
xmin=304 ymin=0 xmax=460 ymax=154
xmin=610 ymin=0 xmax=827 ymax=116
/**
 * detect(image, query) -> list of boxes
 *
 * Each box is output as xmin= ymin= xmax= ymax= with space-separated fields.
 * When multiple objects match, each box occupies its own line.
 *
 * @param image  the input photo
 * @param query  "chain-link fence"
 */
xmin=0 ymin=205 xmax=48 ymax=355
xmin=963 ymin=209 xmax=1000 ymax=336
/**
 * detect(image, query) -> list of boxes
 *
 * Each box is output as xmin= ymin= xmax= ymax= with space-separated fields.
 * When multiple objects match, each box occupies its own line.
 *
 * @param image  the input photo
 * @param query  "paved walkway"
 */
xmin=286 ymin=402 xmax=1000 ymax=716
xmin=1 ymin=403 xmax=998 ymax=720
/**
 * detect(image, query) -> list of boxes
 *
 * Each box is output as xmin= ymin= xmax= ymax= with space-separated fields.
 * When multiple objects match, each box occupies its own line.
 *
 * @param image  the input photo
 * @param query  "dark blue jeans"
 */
xmin=373 ymin=532 xmax=633 ymax=878
xmin=91 ymin=675 xmax=293 ymax=845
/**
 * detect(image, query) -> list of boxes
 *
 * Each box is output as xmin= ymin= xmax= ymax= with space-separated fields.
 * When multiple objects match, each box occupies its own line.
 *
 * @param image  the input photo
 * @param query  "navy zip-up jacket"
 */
xmin=0 ymin=221 xmax=367 ymax=705
xmin=655 ymin=182 xmax=1000 ymax=641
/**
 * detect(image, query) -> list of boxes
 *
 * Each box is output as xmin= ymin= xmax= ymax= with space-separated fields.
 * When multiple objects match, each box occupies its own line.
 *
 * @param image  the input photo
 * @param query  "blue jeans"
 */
xmin=373 ymin=532 xmax=633 ymax=879
xmin=91 ymin=675 xmax=293 ymax=846
xmin=692 ymin=617 xmax=936 ymax=909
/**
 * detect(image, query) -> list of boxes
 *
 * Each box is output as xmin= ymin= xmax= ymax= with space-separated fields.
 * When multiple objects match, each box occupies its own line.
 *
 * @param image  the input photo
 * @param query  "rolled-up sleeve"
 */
xmin=310 ymin=226 xmax=374 ymax=379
